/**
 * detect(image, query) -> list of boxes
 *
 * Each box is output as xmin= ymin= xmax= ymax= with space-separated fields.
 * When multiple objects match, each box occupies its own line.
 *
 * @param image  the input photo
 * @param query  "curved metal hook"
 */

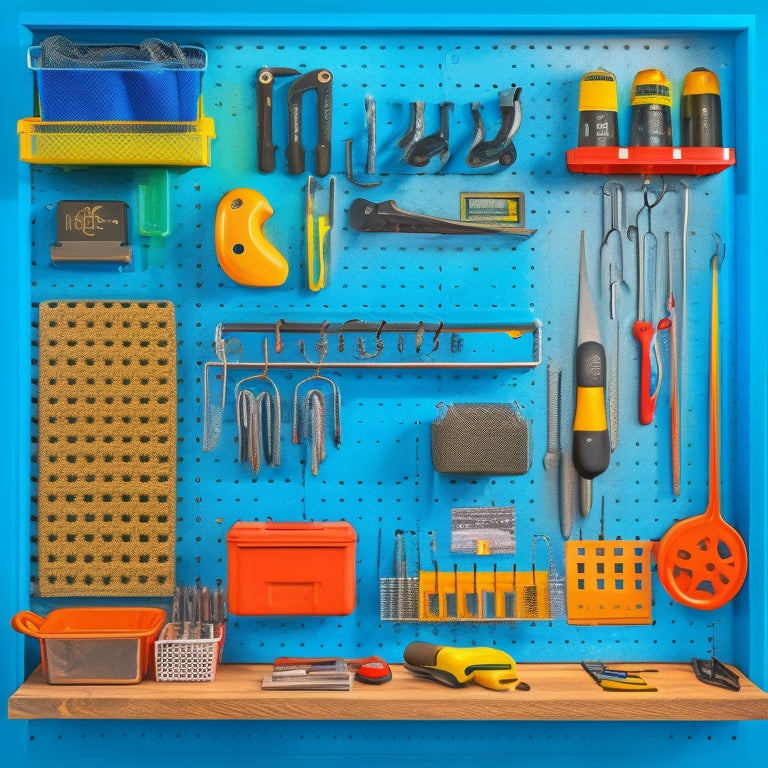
xmin=642 ymin=176 xmax=667 ymax=210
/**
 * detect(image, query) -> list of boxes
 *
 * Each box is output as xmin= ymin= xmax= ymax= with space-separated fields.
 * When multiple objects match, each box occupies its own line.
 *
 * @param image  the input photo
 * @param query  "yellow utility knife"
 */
xmin=306 ymin=175 xmax=335 ymax=291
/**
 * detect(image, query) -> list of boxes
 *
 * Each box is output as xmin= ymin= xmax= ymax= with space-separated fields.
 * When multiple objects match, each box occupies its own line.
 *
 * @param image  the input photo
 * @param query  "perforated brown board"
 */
xmin=36 ymin=300 xmax=177 ymax=596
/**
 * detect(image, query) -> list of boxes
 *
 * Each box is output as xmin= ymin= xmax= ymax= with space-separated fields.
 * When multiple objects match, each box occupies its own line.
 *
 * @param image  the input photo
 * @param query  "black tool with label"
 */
xmin=51 ymin=200 xmax=132 ymax=266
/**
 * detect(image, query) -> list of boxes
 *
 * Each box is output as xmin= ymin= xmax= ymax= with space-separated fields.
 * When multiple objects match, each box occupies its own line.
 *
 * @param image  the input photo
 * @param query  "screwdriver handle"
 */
xmin=633 ymin=319 xmax=658 ymax=425
xmin=572 ymin=340 xmax=610 ymax=479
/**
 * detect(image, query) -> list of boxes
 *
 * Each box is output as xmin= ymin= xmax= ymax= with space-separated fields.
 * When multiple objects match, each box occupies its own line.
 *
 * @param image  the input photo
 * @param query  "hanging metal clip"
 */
xmin=466 ymin=87 xmax=522 ymax=169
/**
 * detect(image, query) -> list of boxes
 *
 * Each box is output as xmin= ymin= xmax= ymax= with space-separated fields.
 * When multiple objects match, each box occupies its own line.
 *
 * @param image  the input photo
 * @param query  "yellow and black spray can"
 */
xmin=629 ymin=68 xmax=673 ymax=147
xmin=577 ymin=69 xmax=619 ymax=147
xmin=681 ymin=68 xmax=722 ymax=147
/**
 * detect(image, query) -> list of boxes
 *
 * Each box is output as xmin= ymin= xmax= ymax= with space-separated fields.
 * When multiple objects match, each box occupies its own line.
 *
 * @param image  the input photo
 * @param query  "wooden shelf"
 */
xmin=8 ymin=662 xmax=768 ymax=721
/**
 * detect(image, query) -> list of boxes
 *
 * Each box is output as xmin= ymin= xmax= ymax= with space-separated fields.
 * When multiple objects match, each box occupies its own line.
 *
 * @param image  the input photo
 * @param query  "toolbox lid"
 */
xmin=227 ymin=521 xmax=357 ymax=547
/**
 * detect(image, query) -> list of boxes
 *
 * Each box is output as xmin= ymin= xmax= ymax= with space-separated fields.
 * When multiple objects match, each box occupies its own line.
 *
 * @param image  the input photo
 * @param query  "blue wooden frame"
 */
xmin=1 ymin=2 xmax=766 ymax=765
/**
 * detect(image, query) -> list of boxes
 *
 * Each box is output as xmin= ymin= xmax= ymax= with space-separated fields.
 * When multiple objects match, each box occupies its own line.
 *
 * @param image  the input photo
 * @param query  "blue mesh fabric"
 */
xmin=34 ymin=36 xmax=206 ymax=121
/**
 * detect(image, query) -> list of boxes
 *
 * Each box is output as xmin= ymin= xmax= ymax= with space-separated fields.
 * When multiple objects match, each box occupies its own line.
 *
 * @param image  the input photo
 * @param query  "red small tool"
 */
xmin=350 ymin=657 xmax=393 ymax=685
xmin=630 ymin=182 xmax=670 ymax=425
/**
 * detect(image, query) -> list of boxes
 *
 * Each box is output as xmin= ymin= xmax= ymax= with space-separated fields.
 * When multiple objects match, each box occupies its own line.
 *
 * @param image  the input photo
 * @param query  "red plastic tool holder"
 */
xmin=565 ymin=146 xmax=736 ymax=176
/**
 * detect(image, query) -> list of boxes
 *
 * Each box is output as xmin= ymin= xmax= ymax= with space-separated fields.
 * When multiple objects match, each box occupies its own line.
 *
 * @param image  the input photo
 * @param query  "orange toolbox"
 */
xmin=227 ymin=521 xmax=357 ymax=616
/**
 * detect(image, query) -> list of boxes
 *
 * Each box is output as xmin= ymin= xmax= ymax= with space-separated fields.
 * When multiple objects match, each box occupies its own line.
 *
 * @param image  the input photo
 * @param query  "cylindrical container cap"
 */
xmin=630 ymin=69 xmax=672 ymax=107
xmin=578 ymin=69 xmax=618 ymax=112
xmin=683 ymin=67 xmax=720 ymax=96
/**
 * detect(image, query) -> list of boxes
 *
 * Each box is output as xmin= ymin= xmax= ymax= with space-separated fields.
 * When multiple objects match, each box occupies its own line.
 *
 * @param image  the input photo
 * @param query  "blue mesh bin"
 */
xmin=28 ymin=37 xmax=207 ymax=122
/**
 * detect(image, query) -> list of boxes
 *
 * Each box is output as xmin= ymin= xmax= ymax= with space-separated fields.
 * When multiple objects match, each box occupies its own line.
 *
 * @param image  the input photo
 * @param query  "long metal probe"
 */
xmin=666 ymin=231 xmax=681 ymax=496
xmin=679 ymin=181 xmax=689 ymax=490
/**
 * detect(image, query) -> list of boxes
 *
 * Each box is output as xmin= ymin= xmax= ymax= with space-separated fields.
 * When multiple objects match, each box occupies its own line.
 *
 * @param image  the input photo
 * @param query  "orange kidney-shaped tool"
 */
xmin=215 ymin=188 xmax=289 ymax=286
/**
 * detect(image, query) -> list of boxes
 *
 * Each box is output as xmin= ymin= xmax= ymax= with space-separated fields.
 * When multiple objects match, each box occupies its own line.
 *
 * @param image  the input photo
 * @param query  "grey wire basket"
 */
xmin=154 ymin=623 xmax=224 ymax=683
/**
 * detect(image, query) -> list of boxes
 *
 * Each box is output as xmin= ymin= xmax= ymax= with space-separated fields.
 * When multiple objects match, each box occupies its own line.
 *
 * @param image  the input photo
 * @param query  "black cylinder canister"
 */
xmin=577 ymin=69 xmax=619 ymax=147
xmin=681 ymin=68 xmax=723 ymax=147
xmin=629 ymin=68 xmax=673 ymax=147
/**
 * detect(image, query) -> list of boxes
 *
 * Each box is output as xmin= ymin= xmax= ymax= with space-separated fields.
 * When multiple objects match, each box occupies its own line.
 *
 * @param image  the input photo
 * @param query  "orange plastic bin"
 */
xmin=11 ymin=606 xmax=166 ymax=684
xmin=227 ymin=521 xmax=357 ymax=616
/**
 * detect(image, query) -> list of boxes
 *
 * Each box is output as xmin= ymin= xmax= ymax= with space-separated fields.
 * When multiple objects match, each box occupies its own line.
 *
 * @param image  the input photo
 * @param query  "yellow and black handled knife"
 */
xmin=572 ymin=230 xmax=611 ymax=480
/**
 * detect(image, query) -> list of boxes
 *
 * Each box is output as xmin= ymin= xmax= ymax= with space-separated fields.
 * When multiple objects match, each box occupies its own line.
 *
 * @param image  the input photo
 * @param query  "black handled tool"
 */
xmin=349 ymin=198 xmax=536 ymax=235
xmin=257 ymin=67 xmax=299 ymax=173
xmin=404 ymin=101 xmax=453 ymax=169
xmin=572 ymin=230 xmax=610 ymax=480
xmin=466 ymin=87 xmax=522 ymax=168
xmin=287 ymin=69 xmax=333 ymax=176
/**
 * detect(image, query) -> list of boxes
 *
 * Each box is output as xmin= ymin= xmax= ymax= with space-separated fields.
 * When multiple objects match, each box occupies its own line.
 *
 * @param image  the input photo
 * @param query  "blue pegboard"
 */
xmin=22 ymin=26 xmax=741 ymax=666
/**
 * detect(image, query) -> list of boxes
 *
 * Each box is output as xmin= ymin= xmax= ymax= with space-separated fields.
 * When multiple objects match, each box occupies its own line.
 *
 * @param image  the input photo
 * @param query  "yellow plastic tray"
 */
xmin=18 ymin=114 xmax=215 ymax=167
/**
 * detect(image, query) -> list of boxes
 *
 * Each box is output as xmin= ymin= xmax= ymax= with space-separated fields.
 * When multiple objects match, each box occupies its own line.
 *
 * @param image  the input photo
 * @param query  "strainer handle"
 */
xmin=10 ymin=611 xmax=45 ymax=637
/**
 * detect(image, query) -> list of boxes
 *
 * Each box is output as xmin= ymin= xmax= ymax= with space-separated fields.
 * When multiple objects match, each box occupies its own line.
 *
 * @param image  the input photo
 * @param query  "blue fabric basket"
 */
xmin=29 ymin=37 xmax=207 ymax=122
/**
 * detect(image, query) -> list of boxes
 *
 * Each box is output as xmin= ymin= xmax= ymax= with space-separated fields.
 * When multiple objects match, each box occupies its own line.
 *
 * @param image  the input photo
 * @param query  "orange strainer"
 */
xmin=656 ymin=242 xmax=747 ymax=609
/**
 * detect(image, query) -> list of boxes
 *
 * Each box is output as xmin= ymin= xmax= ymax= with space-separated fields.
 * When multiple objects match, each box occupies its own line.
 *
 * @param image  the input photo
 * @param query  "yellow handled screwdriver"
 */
xmin=572 ymin=230 xmax=611 ymax=480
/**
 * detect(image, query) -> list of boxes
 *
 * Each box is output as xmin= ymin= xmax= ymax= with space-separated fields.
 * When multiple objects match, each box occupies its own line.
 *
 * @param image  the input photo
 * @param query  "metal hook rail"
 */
xmin=206 ymin=318 xmax=543 ymax=371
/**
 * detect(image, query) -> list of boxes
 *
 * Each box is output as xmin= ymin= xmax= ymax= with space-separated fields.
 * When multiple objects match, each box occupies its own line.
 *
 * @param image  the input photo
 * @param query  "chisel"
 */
xmin=572 ymin=230 xmax=611 ymax=480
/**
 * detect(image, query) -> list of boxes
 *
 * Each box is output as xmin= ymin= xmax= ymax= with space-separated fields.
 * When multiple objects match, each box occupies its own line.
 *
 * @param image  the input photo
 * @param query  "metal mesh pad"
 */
xmin=431 ymin=403 xmax=530 ymax=475
xmin=36 ymin=300 xmax=177 ymax=596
